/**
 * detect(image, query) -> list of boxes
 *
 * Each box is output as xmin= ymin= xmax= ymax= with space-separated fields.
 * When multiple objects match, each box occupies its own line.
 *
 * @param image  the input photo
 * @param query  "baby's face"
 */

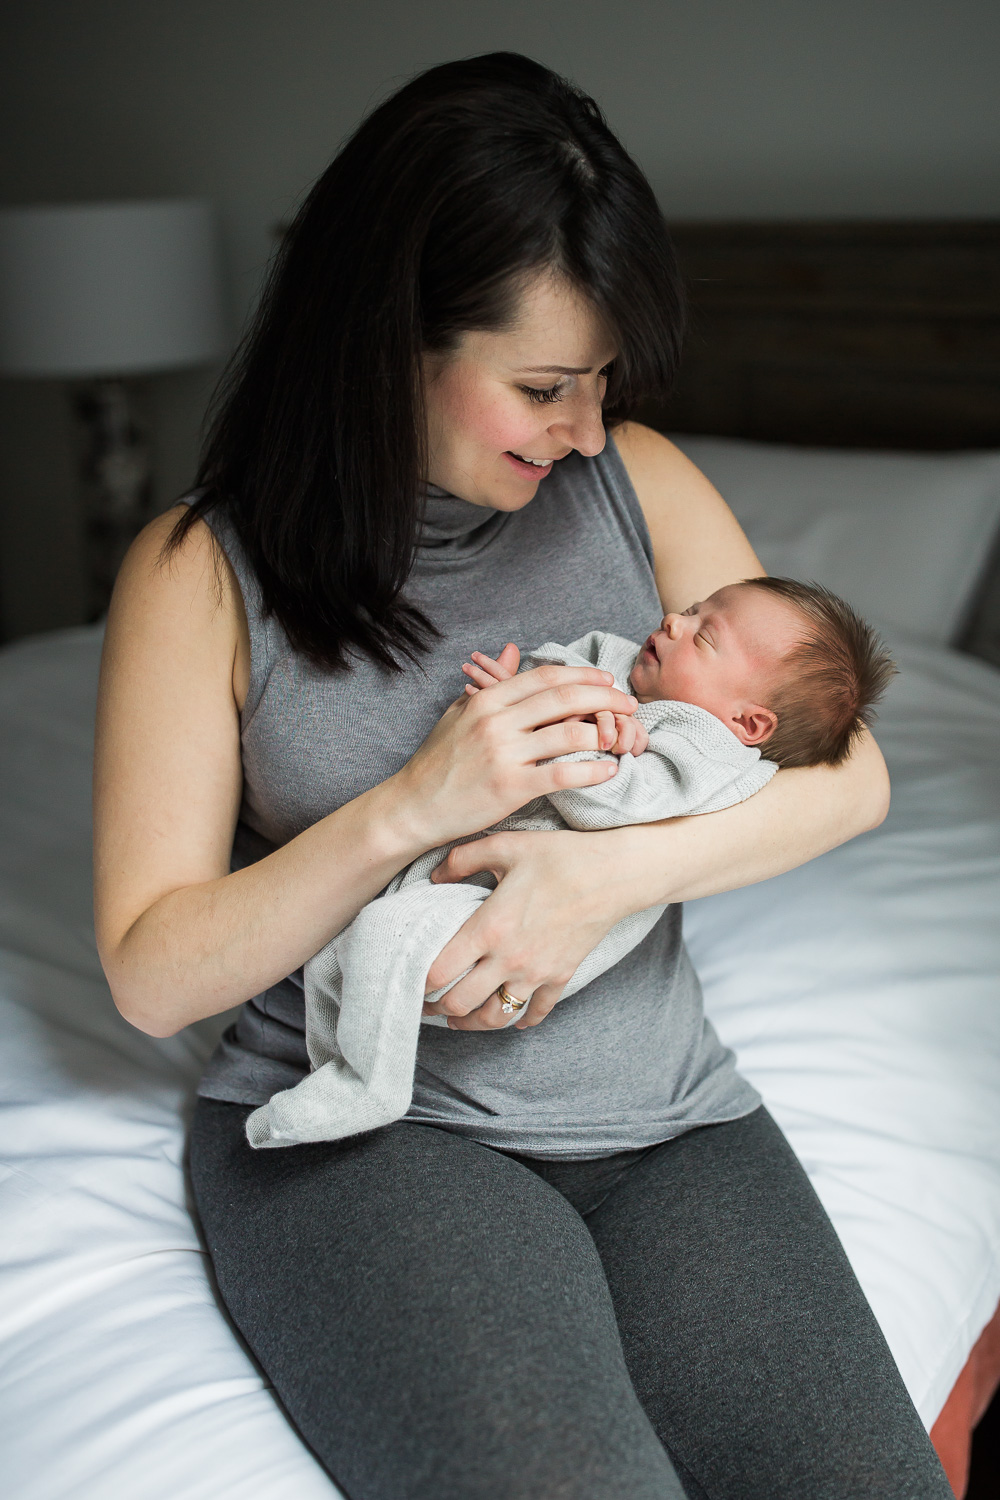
xmin=629 ymin=585 xmax=805 ymax=744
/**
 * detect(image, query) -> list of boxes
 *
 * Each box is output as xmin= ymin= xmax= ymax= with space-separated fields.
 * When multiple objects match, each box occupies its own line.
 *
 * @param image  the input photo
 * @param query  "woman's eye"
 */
xmin=519 ymin=384 xmax=564 ymax=404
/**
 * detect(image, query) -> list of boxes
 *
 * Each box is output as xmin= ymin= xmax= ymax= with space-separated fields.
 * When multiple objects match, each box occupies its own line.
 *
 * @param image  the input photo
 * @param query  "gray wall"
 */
xmin=2 ymin=0 xmax=998 ymax=638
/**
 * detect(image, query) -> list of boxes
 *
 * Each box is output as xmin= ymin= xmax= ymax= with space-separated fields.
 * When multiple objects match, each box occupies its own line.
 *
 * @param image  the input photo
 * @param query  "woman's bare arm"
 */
xmin=612 ymin=418 xmax=890 ymax=834
xmin=611 ymin=421 xmax=767 ymax=607
xmin=93 ymin=511 xmax=419 ymax=1035
xmin=615 ymin=417 xmax=890 ymax=827
xmin=93 ymin=510 xmax=637 ymax=1037
xmin=426 ymin=732 xmax=887 ymax=1031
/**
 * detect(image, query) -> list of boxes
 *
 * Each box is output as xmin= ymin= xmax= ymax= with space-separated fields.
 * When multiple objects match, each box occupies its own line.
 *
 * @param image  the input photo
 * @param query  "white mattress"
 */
xmin=1 ymin=624 xmax=998 ymax=1498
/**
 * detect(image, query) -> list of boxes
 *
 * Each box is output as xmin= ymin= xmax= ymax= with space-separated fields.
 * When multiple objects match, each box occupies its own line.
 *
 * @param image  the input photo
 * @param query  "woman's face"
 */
xmin=422 ymin=271 xmax=617 ymax=510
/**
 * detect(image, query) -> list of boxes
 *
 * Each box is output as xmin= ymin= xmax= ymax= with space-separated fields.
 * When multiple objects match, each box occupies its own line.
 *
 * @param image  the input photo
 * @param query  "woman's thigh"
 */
xmin=188 ymin=1100 xmax=682 ymax=1500
xmin=580 ymin=1107 xmax=952 ymax=1500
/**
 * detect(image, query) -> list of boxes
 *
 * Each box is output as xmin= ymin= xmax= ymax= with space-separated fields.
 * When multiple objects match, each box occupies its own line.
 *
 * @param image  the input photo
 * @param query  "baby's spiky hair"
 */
xmin=743 ymin=577 xmax=897 ymax=768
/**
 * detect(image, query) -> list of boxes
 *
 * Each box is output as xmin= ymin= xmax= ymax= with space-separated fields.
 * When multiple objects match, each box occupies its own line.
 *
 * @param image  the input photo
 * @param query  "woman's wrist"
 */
xmin=360 ymin=764 xmax=457 ymax=866
xmin=579 ymin=824 xmax=681 ymax=915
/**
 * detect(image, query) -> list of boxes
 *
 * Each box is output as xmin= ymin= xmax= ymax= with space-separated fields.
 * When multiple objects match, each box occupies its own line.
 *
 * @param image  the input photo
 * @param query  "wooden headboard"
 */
xmin=638 ymin=220 xmax=1000 ymax=451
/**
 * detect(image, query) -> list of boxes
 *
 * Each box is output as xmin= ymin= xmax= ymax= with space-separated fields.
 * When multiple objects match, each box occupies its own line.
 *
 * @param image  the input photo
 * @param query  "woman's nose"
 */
xmin=551 ymin=389 xmax=606 ymax=458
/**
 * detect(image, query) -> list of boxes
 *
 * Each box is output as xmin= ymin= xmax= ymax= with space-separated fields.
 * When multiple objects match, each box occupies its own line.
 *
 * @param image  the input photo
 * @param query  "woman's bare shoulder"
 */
xmin=611 ymin=421 xmax=715 ymax=508
xmin=116 ymin=505 xmax=231 ymax=607
xmin=610 ymin=421 xmax=763 ymax=609
xmin=104 ymin=505 xmax=250 ymax=707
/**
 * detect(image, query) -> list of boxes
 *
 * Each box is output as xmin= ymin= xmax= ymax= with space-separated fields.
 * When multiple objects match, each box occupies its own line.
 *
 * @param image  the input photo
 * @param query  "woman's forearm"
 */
xmin=611 ymin=729 xmax=890 ymax=908
xmin=101 ymin=773 xmax=429 ymax=1037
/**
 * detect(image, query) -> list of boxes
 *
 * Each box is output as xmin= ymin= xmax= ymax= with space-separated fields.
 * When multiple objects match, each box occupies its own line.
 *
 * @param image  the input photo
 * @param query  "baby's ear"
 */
xmin=731 ymin=705 xmax=778 ymax=746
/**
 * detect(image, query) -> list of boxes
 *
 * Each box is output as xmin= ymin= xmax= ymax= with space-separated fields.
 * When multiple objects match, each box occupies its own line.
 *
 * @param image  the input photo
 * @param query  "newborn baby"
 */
xmin=465 ymin=574 xmax=891 ymax=779
xmin=245 ymin=576 xmax=894 ymax=1149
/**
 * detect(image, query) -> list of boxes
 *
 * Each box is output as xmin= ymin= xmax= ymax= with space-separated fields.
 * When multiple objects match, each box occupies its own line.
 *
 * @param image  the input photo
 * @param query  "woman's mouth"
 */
xmin=503 ymin=451 xmax=555 ymax=479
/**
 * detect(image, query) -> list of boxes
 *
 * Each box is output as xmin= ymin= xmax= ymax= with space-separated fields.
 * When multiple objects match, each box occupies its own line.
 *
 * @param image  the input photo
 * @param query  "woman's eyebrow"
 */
xmin=519 ymin=364 xmax=594 ymax=374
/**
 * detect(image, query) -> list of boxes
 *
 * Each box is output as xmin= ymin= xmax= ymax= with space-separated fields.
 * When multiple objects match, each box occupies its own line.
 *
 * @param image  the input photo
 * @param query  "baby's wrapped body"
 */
xmin=245 ymin=631 xmax=775 ymax=1149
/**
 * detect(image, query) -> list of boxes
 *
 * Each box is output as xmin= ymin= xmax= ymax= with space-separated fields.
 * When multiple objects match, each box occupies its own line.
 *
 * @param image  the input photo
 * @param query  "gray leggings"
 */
xmin=189 ymin=1101 xmax=950 ymax=1500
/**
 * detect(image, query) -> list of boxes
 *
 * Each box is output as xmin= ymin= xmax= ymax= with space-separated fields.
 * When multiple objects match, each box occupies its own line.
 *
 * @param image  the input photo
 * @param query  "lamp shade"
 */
xmin=0 ymin=198 xmax=228 ymax=378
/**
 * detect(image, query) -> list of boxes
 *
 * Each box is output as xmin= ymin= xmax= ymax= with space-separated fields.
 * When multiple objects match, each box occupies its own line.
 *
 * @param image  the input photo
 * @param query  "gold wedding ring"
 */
xmin=497 ymin=983 xmax=529 ymax=1015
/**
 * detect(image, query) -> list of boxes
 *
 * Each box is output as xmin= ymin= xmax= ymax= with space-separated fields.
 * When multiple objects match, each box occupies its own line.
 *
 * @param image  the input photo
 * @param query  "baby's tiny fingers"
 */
xmin=595 ymin=709 xmax=617 ymax=751
xmin=463 ymin=661 xmax=499 ymax=689
xmin=470 ymin=651 xmax=514 ymax=683
xmin=614 ymin=714 xmax=637 ymax=754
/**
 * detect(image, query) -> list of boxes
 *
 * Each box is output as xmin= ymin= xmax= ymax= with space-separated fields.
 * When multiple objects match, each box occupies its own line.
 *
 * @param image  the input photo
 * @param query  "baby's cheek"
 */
xmin=627 ymin=660 xmax=650 ymax=697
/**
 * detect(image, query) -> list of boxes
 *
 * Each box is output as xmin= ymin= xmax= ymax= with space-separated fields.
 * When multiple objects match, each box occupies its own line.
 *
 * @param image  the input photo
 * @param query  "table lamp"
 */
xmin=0 ymin=198 xmax=228 ymax=618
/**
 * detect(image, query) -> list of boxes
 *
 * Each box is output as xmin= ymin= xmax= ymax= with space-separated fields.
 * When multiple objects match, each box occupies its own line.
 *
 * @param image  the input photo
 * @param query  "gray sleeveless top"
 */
xmin=196 ymin=433 xmax=759 ymax=1158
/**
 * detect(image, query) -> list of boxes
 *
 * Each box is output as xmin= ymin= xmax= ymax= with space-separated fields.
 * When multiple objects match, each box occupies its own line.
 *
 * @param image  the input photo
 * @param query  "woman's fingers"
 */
xmin=445 ymin=989 xmax=523 ymax=1030
xmin=421 ymin=829 xmax=629 ymax=1034
xmin=476 ymin=661 xmax=617 ymax=709
xmin=503 ymin=678 xmax=638 ymax=730
xmin=430 ymin=976 xmax=558 ymax=1030
xmin=527 ymin=718 xmax=604 ymax=760
xmin=401 ymin=661 xmax=640 ymax=851
xmin=513 ymin=980 xmax=565 ymax=1028
xmin=426 ymin=955 xmax=508 ymax=1015
xmin=429 ymin=831 xmax=531 ymax=894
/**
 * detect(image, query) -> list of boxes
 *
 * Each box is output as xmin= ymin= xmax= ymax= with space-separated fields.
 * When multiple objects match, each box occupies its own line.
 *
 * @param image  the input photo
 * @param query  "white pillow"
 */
xmin=670 ymin=435 xmax=1000 ymax=645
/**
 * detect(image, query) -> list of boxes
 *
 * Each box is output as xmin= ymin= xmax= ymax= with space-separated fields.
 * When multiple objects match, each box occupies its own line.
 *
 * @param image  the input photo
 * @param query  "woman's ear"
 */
xmin=731 ymin=704 xmax=778 ymax=747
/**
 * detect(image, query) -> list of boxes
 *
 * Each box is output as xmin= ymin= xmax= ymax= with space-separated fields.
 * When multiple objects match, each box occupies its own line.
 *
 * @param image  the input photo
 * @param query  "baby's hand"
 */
xmin=566 ymin=710 xmax=648 ymax=755
xmin=462 ymin=644 xmax=520 ymax=694
xmin=461 ymin=649 xmax=646 ymax=755
xmin=602 ymin=711 xmax=650 ymax=756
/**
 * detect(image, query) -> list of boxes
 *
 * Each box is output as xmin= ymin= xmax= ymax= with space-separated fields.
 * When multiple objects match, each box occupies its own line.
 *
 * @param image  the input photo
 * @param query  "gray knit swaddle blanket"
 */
xmin=245 ymin=632 xmax=777 ymax=1148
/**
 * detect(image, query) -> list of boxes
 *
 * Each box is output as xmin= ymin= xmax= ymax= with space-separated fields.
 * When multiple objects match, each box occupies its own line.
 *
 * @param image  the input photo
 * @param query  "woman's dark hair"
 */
xmin=169 ymin=52 xmax=686 ymax=671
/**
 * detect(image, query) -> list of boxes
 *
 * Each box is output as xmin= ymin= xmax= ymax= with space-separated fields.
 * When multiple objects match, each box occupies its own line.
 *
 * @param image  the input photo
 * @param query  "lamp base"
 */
xmin=72 ymin=377 xmax=154 ymax=621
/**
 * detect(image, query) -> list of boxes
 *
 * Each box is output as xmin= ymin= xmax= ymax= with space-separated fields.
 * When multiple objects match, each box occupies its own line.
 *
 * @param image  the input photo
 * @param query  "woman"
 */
xmin=93 ymin=53 xmax=950 ymax=1500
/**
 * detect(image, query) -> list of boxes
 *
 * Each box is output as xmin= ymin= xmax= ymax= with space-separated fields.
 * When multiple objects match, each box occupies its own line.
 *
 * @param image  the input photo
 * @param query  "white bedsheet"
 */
xmin=1 ymin=624 xmax=998 ymax=1497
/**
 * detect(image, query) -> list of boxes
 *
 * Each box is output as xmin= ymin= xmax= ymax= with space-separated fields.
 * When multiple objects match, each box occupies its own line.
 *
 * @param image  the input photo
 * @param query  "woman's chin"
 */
xmin=427 ymin=463 xmax=541 ymax=511
xmin=479 ymin=470 xmax=544 ymax=511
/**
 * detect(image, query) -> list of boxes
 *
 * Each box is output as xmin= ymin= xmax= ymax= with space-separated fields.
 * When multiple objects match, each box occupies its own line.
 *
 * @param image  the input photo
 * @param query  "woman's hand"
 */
xmin=421 ymin=828 xmax=635 ymax=1031
xmin=393 ymin=663 xmax=639 ymax=850
xmin=420 ymin=726 xmax=891 ymax=1033
xmin=462 ymin=647 xmax=644 ymax=755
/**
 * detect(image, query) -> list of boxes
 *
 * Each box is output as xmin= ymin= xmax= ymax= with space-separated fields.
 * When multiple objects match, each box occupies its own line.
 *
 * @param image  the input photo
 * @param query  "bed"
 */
xmin=2 ymin=221 xmax=999 ymax=1500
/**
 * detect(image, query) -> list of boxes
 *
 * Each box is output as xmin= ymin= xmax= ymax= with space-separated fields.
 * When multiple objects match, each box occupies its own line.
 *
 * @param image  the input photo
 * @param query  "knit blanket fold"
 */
xmin=245 ymin=632 xmax=776 ymax=1149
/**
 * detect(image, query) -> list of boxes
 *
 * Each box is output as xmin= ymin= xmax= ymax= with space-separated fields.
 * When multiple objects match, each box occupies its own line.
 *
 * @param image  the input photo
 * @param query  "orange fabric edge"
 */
xmin=930 ymin=1301 xmax=1000 ymax=1498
